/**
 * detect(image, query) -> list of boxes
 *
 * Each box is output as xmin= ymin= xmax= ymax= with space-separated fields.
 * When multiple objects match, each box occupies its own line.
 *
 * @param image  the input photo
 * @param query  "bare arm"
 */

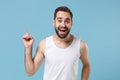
xmin=80 ymin=40 xmax=90 ymax=80
xmin=23 ymin=31 xmax=45 ymax=76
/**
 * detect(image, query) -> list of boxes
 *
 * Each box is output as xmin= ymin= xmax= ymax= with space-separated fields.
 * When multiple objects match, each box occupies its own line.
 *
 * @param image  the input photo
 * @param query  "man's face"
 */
xmin=53 ymin=11 xmax=72 ymax=39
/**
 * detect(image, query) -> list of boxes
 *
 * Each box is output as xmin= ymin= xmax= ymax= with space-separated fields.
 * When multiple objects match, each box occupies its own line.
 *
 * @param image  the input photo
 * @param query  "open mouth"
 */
xmin=59 ymin=29 xmax=67 ymax=34
xmin=58 ymin=27 xmax=68 ymax=33
xmin=60 ymin=29 xmax=67 ymax=32
xmin=55 ymin=27 xmax=69 ymax=38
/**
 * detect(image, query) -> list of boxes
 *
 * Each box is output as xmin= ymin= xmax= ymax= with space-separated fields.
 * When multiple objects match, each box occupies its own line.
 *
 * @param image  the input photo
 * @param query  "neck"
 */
xmin=52 ymin=34 xmax=74 ymax=49
xmin=53 ymin=34 xmax=73 ymax=43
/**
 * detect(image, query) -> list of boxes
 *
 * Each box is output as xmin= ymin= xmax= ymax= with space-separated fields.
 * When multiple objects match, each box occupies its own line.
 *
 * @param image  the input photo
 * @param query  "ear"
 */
xmin=52 ymin=19 xmax=55 ymax=26
xmin=71 ymin=20 xmax=73 ymax=26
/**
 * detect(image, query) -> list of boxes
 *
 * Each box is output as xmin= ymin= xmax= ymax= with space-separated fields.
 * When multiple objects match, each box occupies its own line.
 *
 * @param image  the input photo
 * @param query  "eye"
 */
xmin=58 ymin=20 xmax=62 ymax=23
xmin=65 ymin=20 xmax=70 ymax=23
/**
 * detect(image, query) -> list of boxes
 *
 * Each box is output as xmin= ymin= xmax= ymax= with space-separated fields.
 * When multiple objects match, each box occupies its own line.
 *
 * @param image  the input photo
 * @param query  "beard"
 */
xmin=55 ymin=26 xmax=70 ymax=39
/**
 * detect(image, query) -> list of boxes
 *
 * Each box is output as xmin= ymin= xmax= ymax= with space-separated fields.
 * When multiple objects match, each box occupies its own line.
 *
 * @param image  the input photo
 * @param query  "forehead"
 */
xmin=56 ymin=11 xmax=71 ymax=19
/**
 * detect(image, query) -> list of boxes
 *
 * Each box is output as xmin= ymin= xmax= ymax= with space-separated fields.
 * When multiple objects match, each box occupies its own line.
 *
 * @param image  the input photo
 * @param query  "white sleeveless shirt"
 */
xmin=43 ymin=36 xmax=80 ymax=80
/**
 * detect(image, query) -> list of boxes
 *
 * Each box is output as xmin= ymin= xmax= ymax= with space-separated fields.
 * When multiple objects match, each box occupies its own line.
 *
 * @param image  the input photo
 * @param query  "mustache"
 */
xmin=58 ymin=27 xmax=68 ymax=31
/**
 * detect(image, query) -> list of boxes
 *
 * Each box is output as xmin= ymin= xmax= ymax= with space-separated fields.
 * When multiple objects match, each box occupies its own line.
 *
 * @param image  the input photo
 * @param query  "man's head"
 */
xmin=54 ymin=6 xmax=73 ymax=20
xmin=53 ymin=6 xmax=73 ymax=39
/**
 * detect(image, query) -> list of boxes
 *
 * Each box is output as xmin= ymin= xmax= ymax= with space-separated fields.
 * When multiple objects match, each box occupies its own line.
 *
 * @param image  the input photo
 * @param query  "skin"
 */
xmin=23 ymin=11 xmax=90 ymax=80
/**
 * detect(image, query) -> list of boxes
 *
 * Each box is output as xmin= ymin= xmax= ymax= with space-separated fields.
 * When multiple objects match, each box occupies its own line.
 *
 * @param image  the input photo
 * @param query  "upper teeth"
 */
xmin=60 ymin=30 xmax=66 ymax=32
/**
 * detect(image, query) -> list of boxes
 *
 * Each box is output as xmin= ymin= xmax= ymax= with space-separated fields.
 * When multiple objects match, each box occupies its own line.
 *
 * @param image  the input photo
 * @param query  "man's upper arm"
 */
xmin=80 ymin=40 xmax=90 ymax=66
xmin=33 ymin=39 xmax=45 ymax=73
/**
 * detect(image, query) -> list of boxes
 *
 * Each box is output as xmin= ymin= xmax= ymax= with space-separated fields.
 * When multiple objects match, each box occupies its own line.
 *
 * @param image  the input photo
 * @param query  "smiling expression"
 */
xmin=53 ymin=11 xmax=72 ymax=39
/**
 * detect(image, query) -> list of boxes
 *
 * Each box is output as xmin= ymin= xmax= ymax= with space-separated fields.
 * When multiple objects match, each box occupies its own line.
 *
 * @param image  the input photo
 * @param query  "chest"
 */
xmin=45 ymin=48 xmax=79 ymax=66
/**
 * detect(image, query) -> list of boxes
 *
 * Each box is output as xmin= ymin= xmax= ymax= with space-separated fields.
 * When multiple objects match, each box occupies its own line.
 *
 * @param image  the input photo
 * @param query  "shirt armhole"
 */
xmin=79 ymin=39 xmax=81 ymax=58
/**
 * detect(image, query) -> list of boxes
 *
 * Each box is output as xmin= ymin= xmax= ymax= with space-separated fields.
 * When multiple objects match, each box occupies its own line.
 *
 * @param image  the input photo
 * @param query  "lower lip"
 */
xmin=59 ymin=30 xmax=67 ymax=34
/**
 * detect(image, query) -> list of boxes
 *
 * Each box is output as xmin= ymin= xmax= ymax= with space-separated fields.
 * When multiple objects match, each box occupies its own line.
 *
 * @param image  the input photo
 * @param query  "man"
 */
xmin=23 ymin=6 xmax=90 ymax=80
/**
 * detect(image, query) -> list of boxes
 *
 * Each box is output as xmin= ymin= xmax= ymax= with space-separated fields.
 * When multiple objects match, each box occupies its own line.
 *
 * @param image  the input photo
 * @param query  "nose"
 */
xmin=61 ymin=21 xmax=66 ymax=27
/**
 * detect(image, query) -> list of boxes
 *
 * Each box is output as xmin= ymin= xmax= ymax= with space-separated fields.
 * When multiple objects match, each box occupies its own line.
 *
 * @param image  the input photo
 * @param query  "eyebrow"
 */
xmin=57 ymin=17 xmax=70 ymax=20
xmin=57 ymin=17 xmax=63 ymax=20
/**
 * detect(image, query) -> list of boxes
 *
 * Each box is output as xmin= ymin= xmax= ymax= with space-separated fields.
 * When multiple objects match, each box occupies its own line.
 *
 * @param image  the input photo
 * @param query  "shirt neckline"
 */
xmin=51 ymin=36 xmax=75 ymax=51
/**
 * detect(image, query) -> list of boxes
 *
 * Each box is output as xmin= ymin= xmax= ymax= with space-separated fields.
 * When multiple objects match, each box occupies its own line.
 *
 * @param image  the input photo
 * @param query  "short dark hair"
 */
xmin=54 ymin=6 xmax=73 ymax=20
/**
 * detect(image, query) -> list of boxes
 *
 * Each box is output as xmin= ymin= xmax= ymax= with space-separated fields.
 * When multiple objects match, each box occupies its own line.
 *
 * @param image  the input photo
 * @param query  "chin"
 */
xmin=57 ymin=33 xmax=69 ymax=39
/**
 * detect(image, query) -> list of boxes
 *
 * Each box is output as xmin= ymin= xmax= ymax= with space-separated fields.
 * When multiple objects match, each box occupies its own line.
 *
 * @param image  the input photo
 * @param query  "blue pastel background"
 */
xmin=0 ymin=0 xmax=120 ymax=80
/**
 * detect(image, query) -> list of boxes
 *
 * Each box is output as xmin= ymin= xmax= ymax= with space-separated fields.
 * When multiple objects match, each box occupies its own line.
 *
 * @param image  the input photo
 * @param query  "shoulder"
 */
xmin=38 ymin=36 xmax=52 ymax=53
xmin=37 ymin=39 xmax=46 ymax=54
xmin=80 ymin=40 xmax=88 ymax=55
xmin=73 ymin=36 xmax=88 ymax=50
xmin=80 ymin=40 xmax=88 ymax=49
xmin=39 ymin=39 xmax=46 ymax=47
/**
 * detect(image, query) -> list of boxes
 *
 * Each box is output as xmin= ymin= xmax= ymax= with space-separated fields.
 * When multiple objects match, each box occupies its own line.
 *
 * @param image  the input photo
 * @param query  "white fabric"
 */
xmin=43 ymin=36 xmax=80 ymax=80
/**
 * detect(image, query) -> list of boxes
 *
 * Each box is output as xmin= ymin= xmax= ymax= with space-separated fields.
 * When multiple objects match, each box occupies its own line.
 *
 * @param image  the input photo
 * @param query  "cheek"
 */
xmin=67 ymin=24 xmax=72 ymax=29
xmin=54 ymin=23 xmax=60 ymax=28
